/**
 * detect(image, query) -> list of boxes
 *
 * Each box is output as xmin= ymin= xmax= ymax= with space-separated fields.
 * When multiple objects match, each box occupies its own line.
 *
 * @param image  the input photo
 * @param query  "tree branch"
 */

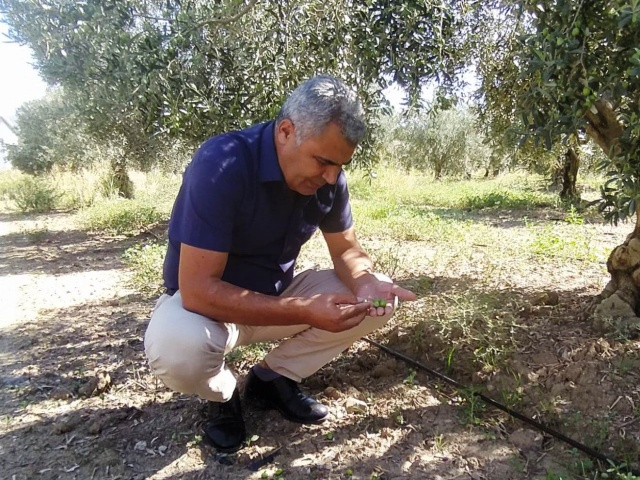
xmin=192 ymin=0 xmax=259 ymax=30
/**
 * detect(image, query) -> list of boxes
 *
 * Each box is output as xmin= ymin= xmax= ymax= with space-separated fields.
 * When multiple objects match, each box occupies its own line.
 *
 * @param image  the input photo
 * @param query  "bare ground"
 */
xmin=1 ymin=207 xmax=638 ymax=480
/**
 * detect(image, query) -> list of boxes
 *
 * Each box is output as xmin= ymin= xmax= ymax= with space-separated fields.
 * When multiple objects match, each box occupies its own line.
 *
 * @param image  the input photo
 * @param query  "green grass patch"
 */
xmin=528 ymin=224 xmax=596 ymax=261
xmin=80 ymin=197 xmax=167 ymax=235
xmin=460 ymin=189 xmax=554 ymax=210
xmin=348 ymin=168 xmax=556 ymax=210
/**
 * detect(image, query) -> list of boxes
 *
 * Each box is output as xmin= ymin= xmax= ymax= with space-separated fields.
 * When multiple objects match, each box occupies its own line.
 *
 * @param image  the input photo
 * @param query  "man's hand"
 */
xmin=303 ymin=293 xmax=373 ymax=332
xmin=355 ymin=275 xmax=417 ymax=317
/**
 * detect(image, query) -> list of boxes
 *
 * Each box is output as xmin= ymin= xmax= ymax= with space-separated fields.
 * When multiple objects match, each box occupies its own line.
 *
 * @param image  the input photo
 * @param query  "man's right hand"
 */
xmin=303 ymin=293 xmax=372 ymax=332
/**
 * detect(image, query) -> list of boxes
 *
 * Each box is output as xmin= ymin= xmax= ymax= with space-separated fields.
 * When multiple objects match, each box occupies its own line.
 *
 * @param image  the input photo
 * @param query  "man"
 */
xmin=144 ymin=75 xmax=416 ymax=454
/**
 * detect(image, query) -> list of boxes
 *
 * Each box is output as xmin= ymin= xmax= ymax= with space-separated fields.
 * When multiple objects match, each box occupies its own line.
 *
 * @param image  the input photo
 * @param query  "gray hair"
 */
xmin=276 ymin=75 xmax=366 ymax=145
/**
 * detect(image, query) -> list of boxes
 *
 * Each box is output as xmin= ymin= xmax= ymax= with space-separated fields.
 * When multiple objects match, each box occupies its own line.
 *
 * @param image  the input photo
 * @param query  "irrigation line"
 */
xmin=365 ymin=337 xmax=640 ymax=476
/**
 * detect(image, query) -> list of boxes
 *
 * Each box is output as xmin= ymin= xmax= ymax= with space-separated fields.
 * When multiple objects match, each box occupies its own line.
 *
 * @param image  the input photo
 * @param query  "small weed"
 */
xmin=186 ymin=434 xmax=202 ymax=448
xmin=501 ymin=372 xmax=525 ymax=409
xmin=371 ymin=244 xmax=403 ymax=278
xmin=545 ymin=470 xmax=568 ymax=480
xmin=392 ymin=409 xmax=404 ymax=426
xmin=458 ymin=388 xmax=486 ymax=426
xmin=600 ymin=459 xmax=640 ymax=479
xmin=123 ymin=242 xmax=167 ymax=296
xmin=433 ymin=434 xmax=447 ymax=452
xmin=403 ymin=368 xmax=418 ymax=386
xmin=245 ymin=434 xmax=260 ymax=447
xmin=225 ymin=342 xmax=273 ymax=365
xmin=444 ymin=347 xmax=455 ymax=373
xmin=564 ymin=205 xmax=585 ymax=225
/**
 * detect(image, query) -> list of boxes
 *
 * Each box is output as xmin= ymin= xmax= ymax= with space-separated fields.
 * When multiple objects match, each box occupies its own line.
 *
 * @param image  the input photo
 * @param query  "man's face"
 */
xmin=275 ymin=119 xmax=356 ymax=195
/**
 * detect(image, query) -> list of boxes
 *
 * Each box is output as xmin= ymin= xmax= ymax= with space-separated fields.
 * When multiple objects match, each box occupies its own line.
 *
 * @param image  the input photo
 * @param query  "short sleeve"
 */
xmin=169 ymin=138 xmax=247 ymax=252
xmin=319 ymin=171 xmax=353 ymax=233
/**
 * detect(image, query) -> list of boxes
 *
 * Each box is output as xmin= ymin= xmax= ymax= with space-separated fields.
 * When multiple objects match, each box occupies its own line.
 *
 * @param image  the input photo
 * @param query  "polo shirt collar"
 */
xmin=259 ymin=121 xmax=284 ymax=182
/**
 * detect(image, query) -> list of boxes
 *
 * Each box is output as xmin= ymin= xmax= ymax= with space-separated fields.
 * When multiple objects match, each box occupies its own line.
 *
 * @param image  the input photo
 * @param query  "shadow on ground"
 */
xmin=2 ymin=271 xmax=629 ymax=479
xmin=0 ymin=227 xmax=165 ymax=277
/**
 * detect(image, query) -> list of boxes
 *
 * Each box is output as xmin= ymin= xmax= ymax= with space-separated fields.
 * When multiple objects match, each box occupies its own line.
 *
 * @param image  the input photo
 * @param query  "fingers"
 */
xmin=390 ymin=284 xmax=417 ymax=301
xmin=338 ymin=301 xmax=371 ymax=317
xmin=367 ymin=304 xmax=393 ymax=317
xmin=332 ymin=293 xmax=361 ymax=305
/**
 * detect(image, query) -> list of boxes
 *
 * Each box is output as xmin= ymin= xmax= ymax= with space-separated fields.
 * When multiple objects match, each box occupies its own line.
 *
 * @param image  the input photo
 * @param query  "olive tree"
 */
xmin=4 ymin=91 xmax=91 ymax=174
xmin=388 ymin=108 xmax=490 ymax=178
xmin=474 ymin=0 xmax=640 ymax=330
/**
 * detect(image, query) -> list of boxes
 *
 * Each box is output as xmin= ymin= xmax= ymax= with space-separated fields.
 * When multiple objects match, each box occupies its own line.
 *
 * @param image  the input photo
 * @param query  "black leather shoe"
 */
xmin=244 ymin=369 xmax=329 ymax=424
xmin=203 ymin=388 xmax=246 ymax=453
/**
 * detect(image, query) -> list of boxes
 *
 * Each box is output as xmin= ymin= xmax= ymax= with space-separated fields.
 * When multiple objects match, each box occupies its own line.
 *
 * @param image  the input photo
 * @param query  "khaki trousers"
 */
xmin=144 ymin=269 xmax=393 ymax=402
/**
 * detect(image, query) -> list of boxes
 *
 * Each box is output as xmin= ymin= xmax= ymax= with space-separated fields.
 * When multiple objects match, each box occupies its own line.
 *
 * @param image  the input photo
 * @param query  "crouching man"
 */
xmin=144 ymin=75 xmax=416 ymax=453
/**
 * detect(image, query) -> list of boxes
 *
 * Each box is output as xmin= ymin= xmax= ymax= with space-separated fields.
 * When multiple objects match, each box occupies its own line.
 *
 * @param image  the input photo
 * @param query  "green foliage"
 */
xmin=6 ymin=175 xmax=59 ymax=213
xmin=123 ymin=242 xmax=166 ymax=296
xmin=79 ymin=198 xmax=166 ymax=235
xmin=0 ymin=168 xmax=25 ymax=200
xmin=385 ymin=108 xmax=491 ymax=178
xmin=4 ymin=91 xmax=91 ymax=175
xmin=528 ymin=224 xmax=595 ymax=261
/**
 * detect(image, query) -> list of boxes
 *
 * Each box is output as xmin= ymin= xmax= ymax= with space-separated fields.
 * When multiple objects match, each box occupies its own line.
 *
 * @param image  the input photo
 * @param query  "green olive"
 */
xmin=379 ymin=299 xmax=387 ymax=307
xmin=373 ymin=299 xmax=380 ymax=308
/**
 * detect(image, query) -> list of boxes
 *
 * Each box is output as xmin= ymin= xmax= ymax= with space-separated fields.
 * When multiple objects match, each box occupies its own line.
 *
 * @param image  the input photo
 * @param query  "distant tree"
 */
xmin=4 ymin=92 xmax=90 ymax=175
xmin=391 ymin=108 xmax=490 ymax=179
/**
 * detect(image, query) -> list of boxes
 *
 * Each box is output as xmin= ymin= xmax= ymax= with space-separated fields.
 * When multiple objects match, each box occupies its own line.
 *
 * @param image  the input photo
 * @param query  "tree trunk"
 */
xmin=584 ymin=99 xmax=623 ymax=157
xmin=109 ymin=156 xmax=134 ymax=199
xmin=586 ymin=99 xmax=640 ymax=335
xmin=559 ymin=147 xmax=580 ymax=200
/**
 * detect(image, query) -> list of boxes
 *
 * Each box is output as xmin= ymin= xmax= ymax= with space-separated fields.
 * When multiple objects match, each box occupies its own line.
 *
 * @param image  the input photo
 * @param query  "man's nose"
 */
xmin=322 ymin=166 xmax=341 ymax=185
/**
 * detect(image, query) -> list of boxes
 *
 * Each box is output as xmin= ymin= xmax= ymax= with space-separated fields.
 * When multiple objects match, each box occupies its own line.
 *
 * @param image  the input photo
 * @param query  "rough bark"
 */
xmin=583 ymin=99 xmax=623 ymax=158
xmin=585 ymin=99 xmax=640 ymax=335
xmin=559 ymin=147 xmax=580 ymax=200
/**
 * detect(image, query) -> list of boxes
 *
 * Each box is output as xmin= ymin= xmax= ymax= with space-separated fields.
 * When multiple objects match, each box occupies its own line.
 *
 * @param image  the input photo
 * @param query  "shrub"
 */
xmin=80 ymin=198 xmax=166 ymax=235
xmin=7 ymin=176 xmax=60 ymax=213
xmin=123 ymin=242 xmax=166 ymax=296
xmin=0 ymin=169 xmax=25 ymax=200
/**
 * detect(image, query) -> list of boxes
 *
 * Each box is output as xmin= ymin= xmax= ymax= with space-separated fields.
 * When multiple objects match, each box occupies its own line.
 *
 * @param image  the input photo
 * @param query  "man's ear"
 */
xmin=275 ymin=119 xmax=295 ymax=145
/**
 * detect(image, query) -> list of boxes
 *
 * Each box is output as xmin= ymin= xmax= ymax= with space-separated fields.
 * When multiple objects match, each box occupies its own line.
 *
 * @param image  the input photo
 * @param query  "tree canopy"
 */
xmin=476 ymin=0 xmax=640 ymax=225
xmin=0 ymin=0 xmax=472 ymax=147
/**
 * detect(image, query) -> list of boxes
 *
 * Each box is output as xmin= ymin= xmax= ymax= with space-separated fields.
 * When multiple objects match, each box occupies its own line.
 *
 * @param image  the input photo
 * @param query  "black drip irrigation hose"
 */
xmin=365 ymin=337 xmax=640 ymax=477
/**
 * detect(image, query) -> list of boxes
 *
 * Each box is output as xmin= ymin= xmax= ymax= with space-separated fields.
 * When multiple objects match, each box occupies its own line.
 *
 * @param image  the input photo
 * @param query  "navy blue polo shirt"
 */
xmin=163 ymin=121 xmax=353 ymax=296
